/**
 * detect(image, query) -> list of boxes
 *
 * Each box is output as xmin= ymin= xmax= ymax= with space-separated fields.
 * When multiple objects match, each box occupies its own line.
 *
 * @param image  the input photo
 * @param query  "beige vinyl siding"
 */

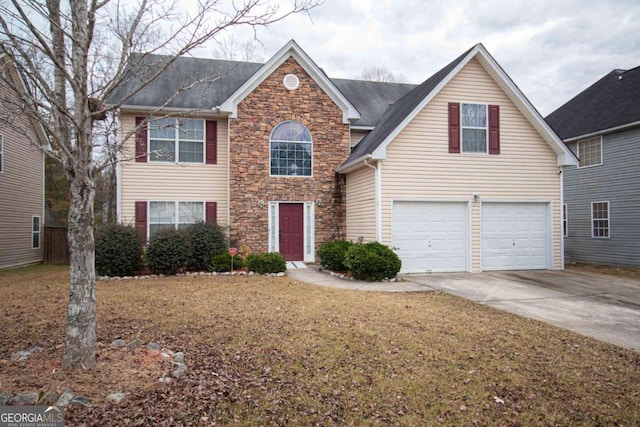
xmin=119 ymin=115 xmax=229 ymax=227
xmin=0 ymin=71 xmax=44 ymax=268
xmin=345 ymin=165 xmax=376 ymax=242
xmin=350 ymin=129 xmax=369 ymax=149
xmin=380 ymin=58 xmax=562 ymax=271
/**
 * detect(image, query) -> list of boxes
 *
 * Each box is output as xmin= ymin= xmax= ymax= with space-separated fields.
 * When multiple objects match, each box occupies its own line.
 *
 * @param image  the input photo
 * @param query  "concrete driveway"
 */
xmin=403 ymin=269 xmax=640 ymax=352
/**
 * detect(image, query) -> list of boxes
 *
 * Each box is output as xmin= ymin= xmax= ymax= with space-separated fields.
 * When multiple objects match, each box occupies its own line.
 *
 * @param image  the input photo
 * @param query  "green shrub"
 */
xmin=95 ymin=223 xmax=142 ymax=277
xmin=211 ymin=252 xmax=245 ymax=272
xmin=247 ymin=252 xmax=286 ymax=274
xmin=344 ymin=241 xmax=402 ymax=281
xmin=185 ymin=221 xmax=228 ymax=271
xmin=146 ymin=228 xmax=190 ymax=275
xmin=317 ymin=240 xmax=353 ymax=271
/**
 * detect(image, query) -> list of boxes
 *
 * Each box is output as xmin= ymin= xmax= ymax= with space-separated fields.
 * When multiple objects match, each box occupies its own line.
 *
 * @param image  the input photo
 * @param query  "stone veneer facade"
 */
xmin=229 ymin=57 xmax=350 ymax=255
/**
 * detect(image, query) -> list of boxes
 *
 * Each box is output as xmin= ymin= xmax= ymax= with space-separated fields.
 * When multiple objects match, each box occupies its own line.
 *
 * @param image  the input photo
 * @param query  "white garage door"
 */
xmin=481 ymin=202 xmax=549 ymax=270
xmin=392 ymin=201 xmax=468 ymax=273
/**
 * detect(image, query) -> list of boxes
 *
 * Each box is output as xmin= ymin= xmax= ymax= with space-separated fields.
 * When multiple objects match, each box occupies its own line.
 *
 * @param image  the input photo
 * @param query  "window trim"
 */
xmin=32 ymin=215 xmax=41 ymax=249
xmin=562 ymin=204 xmax=568 ymax=238
xmin=148 ymin=118 xmax=205 ymax=164
xmin=577 ymin=136 xmax=603 ymax=169
xmin=269 ymin=120 xmax=313 ymax=177
xmin=591 ymin=201 xmax=610 ymax=239
xmin=460 ymin=102 xmax=489 ymax=154
xmin=0 ymin=134 xmax=3 ymax=173
xmin=148 ymin=200 xmax=205 ymax=238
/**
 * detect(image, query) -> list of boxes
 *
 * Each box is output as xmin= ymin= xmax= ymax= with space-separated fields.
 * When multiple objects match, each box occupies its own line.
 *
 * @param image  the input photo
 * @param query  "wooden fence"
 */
xmin=44 ymin=226 xmax=69 ymax=264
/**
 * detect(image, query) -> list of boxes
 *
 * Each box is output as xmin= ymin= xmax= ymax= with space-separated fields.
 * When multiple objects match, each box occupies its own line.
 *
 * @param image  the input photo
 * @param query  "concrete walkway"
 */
xmin=287 ymin=265 xmax=640 ymax=352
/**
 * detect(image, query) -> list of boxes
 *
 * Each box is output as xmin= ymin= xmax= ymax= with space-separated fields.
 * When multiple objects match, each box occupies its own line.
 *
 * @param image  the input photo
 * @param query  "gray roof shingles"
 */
xmin=108 ymin=54 xmax=417 ymax=127
xmin=545 ymin=66 xmax=640 ymax=140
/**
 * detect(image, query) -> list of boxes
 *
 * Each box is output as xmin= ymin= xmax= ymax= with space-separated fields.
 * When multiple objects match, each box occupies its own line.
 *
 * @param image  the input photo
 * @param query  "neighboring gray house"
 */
xmin=546 ymin=66 xmax=640 ymax=266
xmin=0 ymin=52 xmax=46 ymax=269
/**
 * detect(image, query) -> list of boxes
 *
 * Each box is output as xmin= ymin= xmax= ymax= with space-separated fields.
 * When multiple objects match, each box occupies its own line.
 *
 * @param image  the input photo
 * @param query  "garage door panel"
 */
xmin=393 ymin=202 xmax=468 ymax=273
xmin=482 ymin=203 xmax=549 ymax=271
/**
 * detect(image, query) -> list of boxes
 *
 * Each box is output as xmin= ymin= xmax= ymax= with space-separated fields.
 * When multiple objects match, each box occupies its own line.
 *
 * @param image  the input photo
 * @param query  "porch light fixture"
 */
xmin=316 ymin=198 xmax=323 ymax=207
xmin=473 ymin=193 xmax=480 ymax=202
xmin=258 ymin=200 xmax=265 ymax=208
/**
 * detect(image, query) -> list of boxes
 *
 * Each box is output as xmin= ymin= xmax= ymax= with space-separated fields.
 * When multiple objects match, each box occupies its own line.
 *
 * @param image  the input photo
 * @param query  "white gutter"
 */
xmin=118 ymin=104 xmax=224 ymax=117
xmin=364 ymin=157 xmax=382 ymax=242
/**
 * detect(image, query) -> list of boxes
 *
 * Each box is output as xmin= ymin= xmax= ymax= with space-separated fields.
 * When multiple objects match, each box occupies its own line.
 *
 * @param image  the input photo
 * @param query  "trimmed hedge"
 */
xmin=247 ymin=252 xmax=286 ymax=274
xmin=317 ymin=240 xmax=353 ymax=271
xmin=211 ymin=252 xmax=245 ymax=273
xmin=146 ymin=228 xmax=190 ymax=275
xmin=344 ymin=241 xmax=401 ymax=281
xmin=95 ymin=223 xmax=142 ymax=277
xmin=186 ymin=221 xmax=228 ymax=271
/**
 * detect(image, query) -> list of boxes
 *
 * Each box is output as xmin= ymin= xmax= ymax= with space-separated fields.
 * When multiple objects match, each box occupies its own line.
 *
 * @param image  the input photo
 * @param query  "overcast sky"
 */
xmin=198 ymin=0 xmax=640 ymax=116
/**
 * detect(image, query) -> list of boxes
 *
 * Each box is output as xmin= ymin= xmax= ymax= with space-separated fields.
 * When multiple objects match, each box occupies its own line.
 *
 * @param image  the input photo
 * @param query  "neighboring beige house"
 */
xmin=0 ymin=53 xmax=46 ymax=269
xmin=111 ymin=40 xmax=577 ymax=272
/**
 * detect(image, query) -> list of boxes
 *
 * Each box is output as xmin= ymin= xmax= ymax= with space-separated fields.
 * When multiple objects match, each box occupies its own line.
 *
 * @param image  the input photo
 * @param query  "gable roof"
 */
xmin=219 ymin=40 xmax=359 ymax=124
xmin=338 ymin=43 xmax=578 ymax=172
xmin=545 ymin=66 xmax=640 ymax=140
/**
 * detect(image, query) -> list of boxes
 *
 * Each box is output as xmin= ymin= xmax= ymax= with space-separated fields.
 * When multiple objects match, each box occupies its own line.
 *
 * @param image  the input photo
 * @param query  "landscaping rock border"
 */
xmin=97 ymin=270 xmax=286 ymax=281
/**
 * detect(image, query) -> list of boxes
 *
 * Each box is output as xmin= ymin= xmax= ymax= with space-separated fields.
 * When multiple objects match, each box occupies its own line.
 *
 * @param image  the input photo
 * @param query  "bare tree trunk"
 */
xmin=62 ymin=163 xmax=97 ymax=369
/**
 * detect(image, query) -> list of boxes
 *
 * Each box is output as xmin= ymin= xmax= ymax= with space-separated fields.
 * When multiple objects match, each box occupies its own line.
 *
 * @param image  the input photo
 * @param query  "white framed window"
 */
xmin=149 ymin=201 xmax=204 ymax=237
xmin=591 ymin=201 xmax=609 ymax=239
xmin=461 ymin=103 xmax=488 ymax=153
xmin=32 ymin=216 xmax=40 ymax=249
xmin=562 ymin=204 xmax=568 ymax=237
xmin=148 ymin=118 xmax=204 ymax=163
xmin=270 ymin=121 xmax=312 ymax=176
xmin=0 ymin=134 xmax=3 ymax=173
xmin=577 ymin=136 xmax=602 ymax=168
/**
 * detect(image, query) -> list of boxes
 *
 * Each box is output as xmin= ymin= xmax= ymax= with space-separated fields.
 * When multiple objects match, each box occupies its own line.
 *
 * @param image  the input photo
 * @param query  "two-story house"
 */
xmin=0 ymin=52 xmax=46 ymax=269
xmin=111 ymin=40 xmax=576 ymax=273
xmin=546 ymin=66 xmax=640 ymax=266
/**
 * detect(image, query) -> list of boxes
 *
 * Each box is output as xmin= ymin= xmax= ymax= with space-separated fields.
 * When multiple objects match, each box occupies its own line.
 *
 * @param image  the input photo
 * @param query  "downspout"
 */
xmin=364 ymin=157 xmax=382 ymax=242
xmin=227 ymin=115 xmax=231 ymax=229
xmin=115 ymin=108 xmax=122 ymax=223
xmin=559 ymin=167 xmax=564 ymax=270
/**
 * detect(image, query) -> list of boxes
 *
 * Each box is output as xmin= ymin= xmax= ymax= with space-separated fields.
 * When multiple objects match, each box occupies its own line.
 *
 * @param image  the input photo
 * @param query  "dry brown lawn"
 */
xmin=1 ymin=264 xmax=639 ymax=426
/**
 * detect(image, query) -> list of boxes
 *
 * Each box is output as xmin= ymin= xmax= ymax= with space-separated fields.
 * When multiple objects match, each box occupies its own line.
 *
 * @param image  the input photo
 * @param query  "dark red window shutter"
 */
xmin=488 ymin=105 xmax=500 ymax=155
xmin=135 ymin=201 xmax=147 ymax=243
xmin=205 ymin=202 xmax=217 ymax=224
xmin=206 ymin=120 xmax=217 ymax=164
xmin=135 ymin=117 xmax=148 ymax=162
xmin=448 ymin=103 xmax=460 ymax=153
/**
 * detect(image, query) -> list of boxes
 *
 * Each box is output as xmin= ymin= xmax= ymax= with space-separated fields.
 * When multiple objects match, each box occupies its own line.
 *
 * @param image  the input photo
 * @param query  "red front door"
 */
xmin=279 ymin=203 xmax=304 ymax=261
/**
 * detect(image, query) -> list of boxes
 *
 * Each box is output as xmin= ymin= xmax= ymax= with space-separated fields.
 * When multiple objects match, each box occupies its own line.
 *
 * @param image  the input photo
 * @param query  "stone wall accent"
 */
xmin=229 ymin=57 xmax=350 ymax=255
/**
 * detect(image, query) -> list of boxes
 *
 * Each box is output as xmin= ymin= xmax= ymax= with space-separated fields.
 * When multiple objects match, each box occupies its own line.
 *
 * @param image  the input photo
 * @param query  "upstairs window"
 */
xmin=449 ymin=103 xmax=499 ymax=154
xmin=461 ymin=103 xmax=488 ymax=153
xmin=148 ymin=118 xmax=204 ymax=163
xmin=270 ymin=121 xmax=312 ymax=176
xmin=577 ymin=136 xmax=602 ymax=168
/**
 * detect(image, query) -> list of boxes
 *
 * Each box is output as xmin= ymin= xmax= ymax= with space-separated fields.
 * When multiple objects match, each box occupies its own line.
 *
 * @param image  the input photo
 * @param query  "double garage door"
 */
xmin=392 ymin=201 xmax=550 ymax=273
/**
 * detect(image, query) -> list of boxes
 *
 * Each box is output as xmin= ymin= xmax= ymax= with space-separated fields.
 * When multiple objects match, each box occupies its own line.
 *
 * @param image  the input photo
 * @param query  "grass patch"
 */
xmin=1 ymin=265 xmax=639 ymax=425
